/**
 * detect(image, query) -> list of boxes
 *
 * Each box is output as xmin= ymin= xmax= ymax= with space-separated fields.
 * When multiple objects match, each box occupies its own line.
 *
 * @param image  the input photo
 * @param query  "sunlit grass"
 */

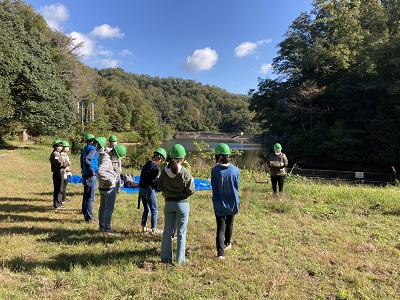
xmin=0 ymin=142 xmax=399 ymax=299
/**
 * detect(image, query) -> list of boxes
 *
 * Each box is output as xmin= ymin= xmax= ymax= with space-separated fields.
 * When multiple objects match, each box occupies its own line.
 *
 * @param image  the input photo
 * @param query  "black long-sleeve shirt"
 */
xmin=138 ymin=160 xmax=160 ymax=189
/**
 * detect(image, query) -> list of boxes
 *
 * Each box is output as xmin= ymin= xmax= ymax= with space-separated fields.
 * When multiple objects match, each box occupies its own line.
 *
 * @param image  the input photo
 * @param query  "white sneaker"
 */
xmin=151 ymin=229 xmax=163 ymax=235
xmin=216 ymin=255 xmax=225 ymax=260
xmin=224 ymin=243 xmax=232 ymax=251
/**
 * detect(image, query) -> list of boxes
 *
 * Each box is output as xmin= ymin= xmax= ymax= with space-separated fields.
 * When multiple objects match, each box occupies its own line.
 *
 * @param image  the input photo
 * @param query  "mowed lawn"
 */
xmin=0 ymin=142 xmax=399 ymax=300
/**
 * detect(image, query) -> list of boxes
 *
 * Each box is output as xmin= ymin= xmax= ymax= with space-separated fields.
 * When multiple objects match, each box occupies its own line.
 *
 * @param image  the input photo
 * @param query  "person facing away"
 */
xmin=97 ymin=141 xmax=126 ymax=235
xmin=139 ymin=147 xmax=166 ymax=235
xmin=211 ymin=143 xmax=240 ymax=260
xmin=50 ymin=139 xmax=65 ymax=209
xmin=158 ymin=144 xmax=195 ymax=264
xmin=159 ymin=149 xmax=190 ymax=240
xmin=105 ymin=135 xmax=122 ymax=193
xmin=266 ymin=143 xmax=288 ymax=200
xmin=60 ymin=140 xmax=72 ymax=203
xmin=80 ymin=133 xmax=100 ymax=223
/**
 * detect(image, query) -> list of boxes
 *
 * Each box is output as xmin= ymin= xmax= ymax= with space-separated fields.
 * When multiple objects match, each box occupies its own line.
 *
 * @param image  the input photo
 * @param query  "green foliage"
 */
xmin=0 ymin=0 xmax=76 ymax=136
xmin=0 ymin=1 xmax=258 ymax=146
xmin=250 ymin=0 xmax=400 ymax=163
xmin=98 ymin=69 xmax=259 ymax=136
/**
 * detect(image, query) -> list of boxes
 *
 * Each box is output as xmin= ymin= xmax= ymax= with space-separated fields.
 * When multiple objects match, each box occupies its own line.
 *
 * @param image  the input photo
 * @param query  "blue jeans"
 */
xmin=82 ymin=176 xmax=97 ymax=221
xmin=98 ymin=187 xmax=117 ymax=231
xmin=140 ymin=187 xmax=158 ymax=229
xmin=161 ymin=201 xmax=190 ymax=264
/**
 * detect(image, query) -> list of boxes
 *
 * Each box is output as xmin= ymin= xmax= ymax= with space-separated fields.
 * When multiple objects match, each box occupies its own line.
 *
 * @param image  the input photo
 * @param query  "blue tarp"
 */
xmin=68 ymin=174 xmax=211 ymax=193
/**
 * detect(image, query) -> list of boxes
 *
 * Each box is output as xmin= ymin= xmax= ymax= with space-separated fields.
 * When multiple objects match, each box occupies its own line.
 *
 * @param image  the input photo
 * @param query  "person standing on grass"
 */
xmin=81 ymin=134 xmax=99 ymax=223
xmin=106 ymin=135 xmax=122 ymax=193
xmin=50 ymin=139 xmax=66 ymax=209
xmin=266 ymin=143 xmax=288 ymax=200
xmin=139 ymin=148 xmax=167 ymax=235
xmin=98 ymin=141 xmax=126 ymax=235
xmin=60 ymin=140 xmax=72 ymax=203
xmin=211 ymin=143 xmax=240 ymax=260
xmin=159 ymin=144 xmax=195 ymax=264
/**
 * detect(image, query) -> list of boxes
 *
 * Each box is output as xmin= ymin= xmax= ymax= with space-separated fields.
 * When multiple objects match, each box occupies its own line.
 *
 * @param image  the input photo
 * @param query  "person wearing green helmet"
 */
xmin=158 ymin=144 xmax=195 ymax=264
xmin=138 ymin=148 xmax=167 ymax=234
xmin=60 ymin=141 xmax=72 ymax=202
xmin=211 ymin=143 xmax=240 ymax=260
xmin=105 ymin=135 xmax=122 ymax=193
xmin=80 ymin=134 xmax=100 ymax=222
xmin=97 ymin=138 xmax=122 ymax=234
xmin=49 ymin=139 xmax=66 ymax=209
xmin=266 ymin=143 xmax=288 ymax=200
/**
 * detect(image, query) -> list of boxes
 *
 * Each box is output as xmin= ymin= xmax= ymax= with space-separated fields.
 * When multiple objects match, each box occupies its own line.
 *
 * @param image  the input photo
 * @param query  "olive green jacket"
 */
xmin=266 ymin=152 xmax=288 ymax=177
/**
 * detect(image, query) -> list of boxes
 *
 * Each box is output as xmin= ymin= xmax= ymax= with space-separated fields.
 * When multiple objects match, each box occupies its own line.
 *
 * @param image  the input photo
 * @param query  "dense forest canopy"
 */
xmin=0 ymin=0 xmax=257 ymax=148
xmin=3 ymin=0 xmax=400 ymax=166
xmin=249 ymin=0 xmax=400 ymax=163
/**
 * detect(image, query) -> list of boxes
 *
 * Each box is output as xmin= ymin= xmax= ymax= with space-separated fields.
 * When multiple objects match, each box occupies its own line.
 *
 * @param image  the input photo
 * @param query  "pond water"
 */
xmin=126 ymin=138 xmax=267 ymax=168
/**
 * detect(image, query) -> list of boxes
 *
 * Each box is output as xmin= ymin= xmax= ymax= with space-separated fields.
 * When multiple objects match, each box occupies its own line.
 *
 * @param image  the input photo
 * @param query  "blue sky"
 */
xmin=29 ymin=0 xmax=312 ymax=95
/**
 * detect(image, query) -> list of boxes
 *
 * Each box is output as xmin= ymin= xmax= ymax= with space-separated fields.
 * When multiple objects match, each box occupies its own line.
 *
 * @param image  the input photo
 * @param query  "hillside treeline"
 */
xmin=0 ymin=0 xmax=257 ymax=147
xmin=250 ymin=0 xmax=400 ymax=164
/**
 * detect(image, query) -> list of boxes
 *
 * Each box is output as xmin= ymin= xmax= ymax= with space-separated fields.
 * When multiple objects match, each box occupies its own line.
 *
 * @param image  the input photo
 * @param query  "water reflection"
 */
xmin=126 ymin=138 xmax=267 ymax=168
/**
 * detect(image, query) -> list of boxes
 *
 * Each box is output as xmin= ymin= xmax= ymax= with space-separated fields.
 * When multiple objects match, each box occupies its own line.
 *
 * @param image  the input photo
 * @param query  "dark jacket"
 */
xmin=139 ymin=160 xmax=160 ymax=190
xmin=50 ymin=150 xmax=65 ymax=173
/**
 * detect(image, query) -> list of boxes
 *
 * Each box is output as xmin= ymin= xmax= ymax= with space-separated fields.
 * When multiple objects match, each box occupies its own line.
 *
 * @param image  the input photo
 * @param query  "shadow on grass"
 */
xmin=0 ymin=196 xmax=49 ymax=203
xmin=382 ymin=209 xmax=400 ymax=216
xmin=6 ymin=247 xmax=157 ymax=272
xmin=0 ymin=202 xmax=50 ymax=213
xmin=0 ymin=213 xmax=58 ymax=223
xmin=0 ymin=144 xmax=35 ymax=150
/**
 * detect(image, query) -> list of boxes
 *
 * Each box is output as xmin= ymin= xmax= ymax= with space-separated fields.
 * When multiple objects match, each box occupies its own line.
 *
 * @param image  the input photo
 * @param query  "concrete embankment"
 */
xmin=173 ymin=132 xmax=263 ymax=141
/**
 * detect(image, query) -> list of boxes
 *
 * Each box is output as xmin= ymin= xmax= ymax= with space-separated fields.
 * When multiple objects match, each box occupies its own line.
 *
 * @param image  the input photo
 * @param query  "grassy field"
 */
xmin=0 ymin=142 xmax=399 ymax=299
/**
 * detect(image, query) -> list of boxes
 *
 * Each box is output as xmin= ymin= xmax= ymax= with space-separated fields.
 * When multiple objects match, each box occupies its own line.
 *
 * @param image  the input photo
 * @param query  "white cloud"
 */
xmin=90 ymin=24 xmax=124 ymax=39
xmin=235 ymin=39 xmax=272 ymax=57
xmin=184 ymin=47 xmax=218 ymax=72
xmin=68 ymin=31 xmax=96 ymax=57
xmin=235 ymin=42 xmax=257 ymax=57
xmin=100 ymin=59 xmax=121 ymax=68
xmin=118 ymin=49 xmax=133 ymax=56
xmin=38 ymin=4 xmax=69 ymax=30
xmin=98 ymin=47 xmax=112 ymax=56
xmin=259 ymin=63 xmax=273 ymax=74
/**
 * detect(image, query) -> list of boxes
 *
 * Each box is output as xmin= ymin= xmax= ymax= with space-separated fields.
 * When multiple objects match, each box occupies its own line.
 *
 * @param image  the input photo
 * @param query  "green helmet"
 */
xmin=154 ymin=148 xmax=167 ymax=159
xmin=273 ymin=143 xmax=282 ymax=151
xmin=170 ymin=144 xmax=186 ymax=159
xmin=214 ymin=143 xmax=231 ymax=155
xmin=95 ymin=136 xmax=107 ymax=148
xmin=62 ymin=141 xmax=70 ymax=147
xmin=108 ymin=135 xmax=118 ymax=142
xmin=53 ymin=139 xmax=62 ymax=146
xmin=114 ymin=144 xmax=126 ymax=158
xmin=85 ymin=133 xmax=95 ymax=141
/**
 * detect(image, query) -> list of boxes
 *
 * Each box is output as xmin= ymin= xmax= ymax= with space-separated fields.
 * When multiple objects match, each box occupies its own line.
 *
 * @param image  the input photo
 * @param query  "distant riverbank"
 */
xmin=173 ymin=132 xmax=263 ymax=141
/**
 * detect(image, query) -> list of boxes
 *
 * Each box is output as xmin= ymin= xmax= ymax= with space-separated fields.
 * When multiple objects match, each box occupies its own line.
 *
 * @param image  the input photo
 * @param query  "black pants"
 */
xmin=271 ymin=175 xmax=285 ymax=193
xmin=216 ymin=214 xmax=235 ymax=257
xmin=52 ymin=172 xmax=63 ymax=208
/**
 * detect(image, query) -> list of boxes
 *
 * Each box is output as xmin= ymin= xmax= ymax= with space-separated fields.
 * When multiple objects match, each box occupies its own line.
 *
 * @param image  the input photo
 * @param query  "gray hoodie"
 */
xmin=158 ymin=165 xmax=195 ymax=202
xmin=97 ymin=148 xmax=118 ymax=190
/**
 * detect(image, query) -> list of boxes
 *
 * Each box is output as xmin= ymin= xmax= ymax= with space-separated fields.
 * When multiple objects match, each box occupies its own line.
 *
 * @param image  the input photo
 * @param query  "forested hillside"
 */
xmin=250 ymin=0 xmax=400 ymax=164
xmin=0 ymin=0 xmax=257 ymax=147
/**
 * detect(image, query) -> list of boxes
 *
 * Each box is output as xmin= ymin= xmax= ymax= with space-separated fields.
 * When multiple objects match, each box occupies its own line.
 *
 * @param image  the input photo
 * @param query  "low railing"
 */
xmin=289 ymin=168 xmax=397 ymax=186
